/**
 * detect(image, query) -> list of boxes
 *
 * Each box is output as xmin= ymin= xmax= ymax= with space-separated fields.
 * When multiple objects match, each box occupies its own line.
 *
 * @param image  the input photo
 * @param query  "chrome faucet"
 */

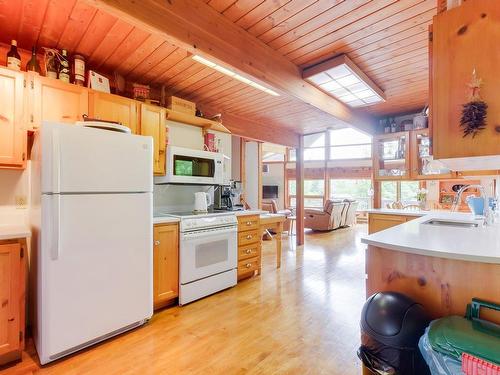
xmin=451 ymin=184 xmax=486 ymax=212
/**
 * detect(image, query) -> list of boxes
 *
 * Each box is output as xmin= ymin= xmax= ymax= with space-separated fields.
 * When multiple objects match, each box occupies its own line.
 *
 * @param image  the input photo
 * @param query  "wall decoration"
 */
xmin=460 ymin=69 xmax=488 ymax=138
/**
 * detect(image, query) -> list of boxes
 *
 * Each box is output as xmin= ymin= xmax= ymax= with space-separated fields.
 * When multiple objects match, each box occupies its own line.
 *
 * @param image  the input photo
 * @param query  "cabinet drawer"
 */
xmin=238 ymin=229 xmax=260 ymax=246
xmin=237 ymin=215 xmax=260 ymax=231
xmin=238 ymin=257 xmax=260 ymax=276
xmin=238 ymin=243 xmax=261 ymax=261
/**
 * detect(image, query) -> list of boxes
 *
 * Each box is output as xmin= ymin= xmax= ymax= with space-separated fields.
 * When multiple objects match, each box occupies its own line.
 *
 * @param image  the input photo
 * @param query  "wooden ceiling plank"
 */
xmin=366 ymin=50 xmax=428 ymax=75
xmin=196 ymin=83 xmax=255 ymax=107
xmin=288 ymin=0 xmax=433 ymax=65
xmin=74 ymin=9 xmax=116 ymax=57
xmin=371 ymin=61 xmax=428 ymax=82
xmin=16 ymin=0 xmax=50 ymax=48
xmin=141 ymin=47 xmax=189 ymax=83
xmin=219 ymin=91 xmax=278 ymax=112
xmin=57 ymin=1 xmax=98 ymax=51
xmin=257 ymin=0 xmax=343 ymax=44
xmin=235 ymin=98 xmax=296 ymax=116
xmin=269 ymin=0 xmax=372 ymax=51
xmin=222 ymin=0 xmax=266 ymax=23
xmin=168 ymin=67 xmax=218 ymax=95
xmin=101 ymin=27 xmax=150 ymax=71
xmin=234 ymin=0 xmax=289 ymax=31
xmin=158 ymin=61 xmax=207 ymax=88
xmin=173 ymin=70 xmax=223 ymax=96
xmin=126 ymin=42 xmax=178 ymax=80
xmin=182 ymin=75 xmax=236 ymax=100
xmin=246 ymin=0 xmax=317 ymax=37
xmin=115 ymin=33 xmax=165 ymax=76
xmin=207 ymin=0 xmax=238 ymax=13
xmin=89 ymin=0 xmax=374 ymax=133
xmin=37 ymin=0 xmax=77 ymax=47
xmin=87 ymin=18 xmax=134 ymax=67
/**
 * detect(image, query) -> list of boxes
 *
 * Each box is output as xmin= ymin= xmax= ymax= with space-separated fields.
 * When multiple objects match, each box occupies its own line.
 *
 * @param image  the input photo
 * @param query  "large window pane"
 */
xmin=304 ymin=147 xmax=325 ymax=161
xmin=381 ymin=181 xmax=397 ymax=208
xmin=263 ymin=152 xmax=285 ymax=162
xmin=304 ymin=180 xmax=324 ymax=195
xmin=288 ymin=180 xmax=296 ymax=195
xmin=330 ymin=128 xmax=371 ymax=145
xmin=330 ymin=179 xmax=372 ymax=210
xmin=401 ymin=181 xmax=419 ymax=206
xmin=330 ymin=144 xmax=371 ymax=160
xmin=304 ymin=198 xmax=324 ymax=208
xmin=304 ymin=133 xmax=325 ymax=147
xmin=289 ymin=149 xmax=296 ymax=161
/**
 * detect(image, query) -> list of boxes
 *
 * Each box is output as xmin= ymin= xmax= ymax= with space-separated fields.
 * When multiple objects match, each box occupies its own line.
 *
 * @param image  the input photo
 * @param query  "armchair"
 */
xmin=304 ymin=200 xmax=346 ymax=231
xmin=261 ymin=199 xmax=292 ymax=232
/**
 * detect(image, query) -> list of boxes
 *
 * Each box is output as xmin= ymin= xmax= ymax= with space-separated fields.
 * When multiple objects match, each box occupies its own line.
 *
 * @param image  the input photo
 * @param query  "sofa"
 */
xmin=304 ymin=199 xmax=358 ymax=231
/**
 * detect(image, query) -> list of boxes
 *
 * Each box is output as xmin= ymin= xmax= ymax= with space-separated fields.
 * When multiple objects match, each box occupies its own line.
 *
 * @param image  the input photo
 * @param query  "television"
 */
xmin=263 ymin=185 xmax=279 ymax=199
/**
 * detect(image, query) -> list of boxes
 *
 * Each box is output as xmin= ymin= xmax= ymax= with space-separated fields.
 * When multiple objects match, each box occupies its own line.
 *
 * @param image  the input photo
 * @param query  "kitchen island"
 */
xmin=361 ymin=212 xmax=500 ymax=319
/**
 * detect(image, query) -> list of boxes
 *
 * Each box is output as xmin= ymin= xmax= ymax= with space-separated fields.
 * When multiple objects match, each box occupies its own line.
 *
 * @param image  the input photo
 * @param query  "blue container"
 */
xmin=467 ymin=197 xmax=485 ymax=216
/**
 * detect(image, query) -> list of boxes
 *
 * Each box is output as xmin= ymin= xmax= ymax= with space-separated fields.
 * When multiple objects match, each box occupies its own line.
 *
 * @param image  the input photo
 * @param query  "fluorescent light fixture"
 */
xmin=302 ymin=54 xmax=385 ymax=107
xmin=192 ymin=54 xmax=280 ymax=96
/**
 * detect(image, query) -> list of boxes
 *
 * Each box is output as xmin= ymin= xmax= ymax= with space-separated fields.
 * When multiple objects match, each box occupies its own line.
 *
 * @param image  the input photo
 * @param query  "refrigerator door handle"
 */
xmin=51 ymin=195 xmax=61 ymax=260
xmin=52 ymin=128 xmax=61 ymax=193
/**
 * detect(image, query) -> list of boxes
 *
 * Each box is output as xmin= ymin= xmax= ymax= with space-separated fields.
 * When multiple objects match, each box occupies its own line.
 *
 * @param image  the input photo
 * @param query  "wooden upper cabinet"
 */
xmin=0 ymin=242 xmax=23 ymax=363
xmin=140 ymin=104 xmax=166 ymax=175
xmin=30 ymin=75 xmax=88 ymax=129
xmin=0 ymin=68 xmax=26 ymax=169
xmin=373 ymin=131 xmax=410 ymax=180
xmin=432 ymin=0 xmax=500 ymax=159
xmin=153 ymin=224 xmax=179 ymax=310
xmin=88 ymin=91 xmax=139 ymax=134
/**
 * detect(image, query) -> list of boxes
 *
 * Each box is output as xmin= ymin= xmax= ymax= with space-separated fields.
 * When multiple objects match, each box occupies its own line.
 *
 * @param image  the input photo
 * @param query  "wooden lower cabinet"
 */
xmin=368 ymin=213 xmax=418 ymax=234
xmin=0 ymin=239 xmax=27 ymax=366
xmin=153 ymin=223 xmax=179 ymax=310
xmin=237 ymin=215 xmax=261 ymax=280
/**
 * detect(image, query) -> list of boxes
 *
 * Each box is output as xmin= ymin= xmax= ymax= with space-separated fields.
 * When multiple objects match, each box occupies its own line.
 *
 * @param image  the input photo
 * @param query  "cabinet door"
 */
xmin=0 ymin=68 xmax=25 ymax=168
xmin=0 ymin=243 xmax=21 ymax=358
xmin=373 ymin=132 xmax=410 ymax=180
xmin=153 ymin=224 xmax=179 ymax=309
xmin=368 ymin=214 xmax=407 ymax=234
xmin=31 ymin=76 xmax=88 ymax=128
xmin=88 ymin=91 xmax=139 ymax=134
xmin=140 ymin=104 xmax=166 ymax=175
xmin=432 ymin=0 xmax=500 ymax=159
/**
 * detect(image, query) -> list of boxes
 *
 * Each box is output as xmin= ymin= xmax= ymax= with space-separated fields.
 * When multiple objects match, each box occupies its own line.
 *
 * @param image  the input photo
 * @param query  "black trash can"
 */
xmin=358 ymin=292 xmax=431 ymax=375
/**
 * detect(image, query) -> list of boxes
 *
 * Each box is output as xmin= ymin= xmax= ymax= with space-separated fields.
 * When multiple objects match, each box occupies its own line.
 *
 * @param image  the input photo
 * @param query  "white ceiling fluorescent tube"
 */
xmin=303 ymin=54 xmax=385 ymax=107
xmin=192 ymin=54 xmax=280 ymax=96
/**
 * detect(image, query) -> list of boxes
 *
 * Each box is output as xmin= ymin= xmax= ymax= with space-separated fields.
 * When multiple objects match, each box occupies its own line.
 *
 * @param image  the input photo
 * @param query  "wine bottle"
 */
xmin=7 ymin=40 xmax=21 ymax=71
xmin=26 ymin=46 xmax=41 ymax=74
xmin=58 ymin=49 xmax=70 ymax=83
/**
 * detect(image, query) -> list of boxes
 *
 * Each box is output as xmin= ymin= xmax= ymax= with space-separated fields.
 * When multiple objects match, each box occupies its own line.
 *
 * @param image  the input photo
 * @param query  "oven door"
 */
xmin=179 ymin=226 xmax=237 ymax=285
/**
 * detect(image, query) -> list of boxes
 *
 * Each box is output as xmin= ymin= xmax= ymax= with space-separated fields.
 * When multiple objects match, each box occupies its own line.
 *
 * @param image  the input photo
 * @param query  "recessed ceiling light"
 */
xmin=192 ymin=55 xmax=280 ymax=96
xmin=302 ymin=54 xmax=385 ymax=107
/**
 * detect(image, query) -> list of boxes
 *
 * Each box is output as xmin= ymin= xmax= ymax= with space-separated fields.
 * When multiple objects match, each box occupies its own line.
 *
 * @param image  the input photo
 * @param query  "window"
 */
xmin=329 ymin=128 xmax=372 ymax=160
xmin=304 ymin=133 xmax=326 ymax=161
xmin=330 ymin=179 xmax=373 ymax=210
xmin=381 ymin=181 xmax=420 ymax=208
xmin=288 ymin=179 xmax=324 ymax=208
xmin=262 ymin=152 xmax=285 ymax=162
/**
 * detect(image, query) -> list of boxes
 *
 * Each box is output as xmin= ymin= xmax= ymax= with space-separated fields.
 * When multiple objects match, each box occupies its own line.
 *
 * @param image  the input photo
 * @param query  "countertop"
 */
xmin=366 ymin=208 xmax=435 ymax=217
xmin=152 ymin=210 xmax=269 ymax=224
xmin=362 ymin=212 xmax=500 ymax=264
xmin=0 ymin=224 xmax=31 ymax=240
xmin=152 ymin=216 xmax=181 ymax=225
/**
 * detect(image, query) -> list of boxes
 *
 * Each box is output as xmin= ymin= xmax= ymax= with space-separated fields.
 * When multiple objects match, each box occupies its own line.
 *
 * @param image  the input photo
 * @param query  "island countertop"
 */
xmin=361 ymin=212 xmax=500 ymax=264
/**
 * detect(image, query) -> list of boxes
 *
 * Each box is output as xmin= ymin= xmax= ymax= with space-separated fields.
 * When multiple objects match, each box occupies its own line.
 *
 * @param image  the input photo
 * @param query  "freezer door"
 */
xmin=38 ymin=193 xmax=152 ymax=361
xmin=41 ymin=122 xmax=153 ymax=193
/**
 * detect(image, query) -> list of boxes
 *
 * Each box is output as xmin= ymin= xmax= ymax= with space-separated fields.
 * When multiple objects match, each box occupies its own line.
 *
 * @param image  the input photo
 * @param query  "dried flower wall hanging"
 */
xmin=460 ymin=69 xmax=488 ymax=138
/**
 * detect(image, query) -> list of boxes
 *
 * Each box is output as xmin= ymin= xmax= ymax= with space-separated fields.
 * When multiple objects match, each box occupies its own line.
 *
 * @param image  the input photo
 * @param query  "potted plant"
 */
xmin=417 ymin=188 xmax=428 ymax=210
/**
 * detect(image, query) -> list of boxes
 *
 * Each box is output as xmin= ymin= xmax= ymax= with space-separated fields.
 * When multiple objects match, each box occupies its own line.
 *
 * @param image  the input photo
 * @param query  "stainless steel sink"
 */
xmin=422 ymin=219 xmax=479 ymax=228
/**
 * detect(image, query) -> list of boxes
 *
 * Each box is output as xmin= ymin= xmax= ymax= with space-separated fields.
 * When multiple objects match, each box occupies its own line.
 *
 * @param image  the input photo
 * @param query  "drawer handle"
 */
xmin=245 ymin=263 xmax=252 ymax=268
xmin=246 ymin=235 xmax=252 ymax=240
xmin=246 ymin=221 xmax=252 ymax=225
xmin=245 ymin=249 xmax=252 ymax=254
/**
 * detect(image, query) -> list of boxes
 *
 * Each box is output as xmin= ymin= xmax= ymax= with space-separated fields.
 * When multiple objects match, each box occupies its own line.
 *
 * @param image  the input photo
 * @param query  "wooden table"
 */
xmin=260 ymin=214 xmax=285 ymax=268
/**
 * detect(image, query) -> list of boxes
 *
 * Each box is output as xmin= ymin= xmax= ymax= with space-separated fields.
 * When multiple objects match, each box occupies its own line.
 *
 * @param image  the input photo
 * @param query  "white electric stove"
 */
xmin=161 ymin=211 xmax=238 ymax=305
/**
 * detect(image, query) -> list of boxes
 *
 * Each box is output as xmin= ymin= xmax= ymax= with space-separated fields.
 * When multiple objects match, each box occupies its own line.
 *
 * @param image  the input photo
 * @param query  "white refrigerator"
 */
xmin=31 ymin=122 xmax=153 ymax=365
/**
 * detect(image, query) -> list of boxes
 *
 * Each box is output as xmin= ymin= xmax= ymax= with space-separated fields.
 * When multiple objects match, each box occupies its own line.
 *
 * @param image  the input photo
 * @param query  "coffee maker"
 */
xmin=214 ymin=185 xmax=233 ymax=211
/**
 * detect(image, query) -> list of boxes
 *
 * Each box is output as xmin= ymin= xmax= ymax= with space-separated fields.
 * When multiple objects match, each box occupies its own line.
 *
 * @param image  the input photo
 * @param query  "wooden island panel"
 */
xmin=366 ymin=245 xmax=500 ymax=320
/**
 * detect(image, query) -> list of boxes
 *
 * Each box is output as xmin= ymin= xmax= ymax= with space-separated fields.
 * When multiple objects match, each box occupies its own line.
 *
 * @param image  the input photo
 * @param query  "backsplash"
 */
xmin=153 ymin=184 xmax=214 ymax=213
xmin=0 ymin=165 xmax=30 ymax=225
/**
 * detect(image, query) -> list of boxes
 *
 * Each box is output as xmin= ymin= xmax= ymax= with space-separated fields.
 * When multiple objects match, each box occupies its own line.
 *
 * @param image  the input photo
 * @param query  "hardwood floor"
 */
xmin=2 ymin=225 xmax=367 ymax=375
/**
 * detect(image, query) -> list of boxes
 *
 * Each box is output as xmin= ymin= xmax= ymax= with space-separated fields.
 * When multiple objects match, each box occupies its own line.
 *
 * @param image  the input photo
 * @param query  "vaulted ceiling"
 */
xmin=0 ymin=0 xmax=435 ymax=137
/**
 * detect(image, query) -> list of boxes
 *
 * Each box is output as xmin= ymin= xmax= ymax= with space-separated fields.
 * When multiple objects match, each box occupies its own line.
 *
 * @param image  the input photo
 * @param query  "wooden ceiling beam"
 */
xmin=87 ymin=0 xmax=376 ymax=135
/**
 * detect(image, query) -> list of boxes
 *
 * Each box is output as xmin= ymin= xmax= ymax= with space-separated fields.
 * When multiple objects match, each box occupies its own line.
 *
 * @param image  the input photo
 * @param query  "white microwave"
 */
xmin=154 ymin=146 xmax=223 ymax=185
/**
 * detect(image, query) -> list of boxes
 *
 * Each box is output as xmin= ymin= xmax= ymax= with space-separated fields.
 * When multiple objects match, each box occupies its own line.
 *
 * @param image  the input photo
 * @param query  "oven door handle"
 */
xmin=181 ymin=226 xmax=237 ymax=239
